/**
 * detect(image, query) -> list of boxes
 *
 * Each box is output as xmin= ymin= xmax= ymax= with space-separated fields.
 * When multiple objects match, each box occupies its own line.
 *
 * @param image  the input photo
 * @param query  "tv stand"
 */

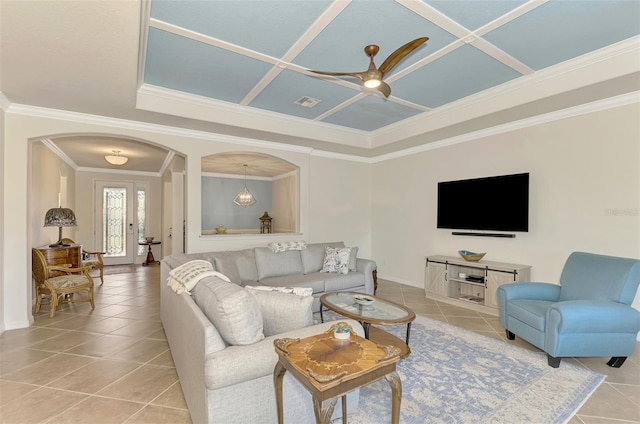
xmin=424 ymin=255 xmax=531 ymax=313
xmin=451 ymin=232 xmax=515 ymax=238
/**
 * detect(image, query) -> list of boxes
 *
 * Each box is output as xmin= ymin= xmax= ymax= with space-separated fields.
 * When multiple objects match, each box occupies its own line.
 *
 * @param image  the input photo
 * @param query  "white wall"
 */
xmin=272 ymin=173 xmax=297 ymax=233
xmin=0 ymin=107 xmax=4 ymax=333
xmin=0 ymin=112 xmax=372 ymax=329
xmin=373 ymin=103 xmax=640 ymax=310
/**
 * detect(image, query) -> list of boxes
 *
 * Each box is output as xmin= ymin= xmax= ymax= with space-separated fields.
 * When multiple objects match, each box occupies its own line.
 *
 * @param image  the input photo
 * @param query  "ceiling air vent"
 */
xmin=294 ymin=96 xmax=321 ymax=108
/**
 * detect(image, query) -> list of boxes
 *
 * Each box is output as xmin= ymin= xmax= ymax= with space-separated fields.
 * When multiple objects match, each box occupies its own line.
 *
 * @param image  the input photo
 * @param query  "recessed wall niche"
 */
xmin=201 ymin=152 xmax=298 ymax=235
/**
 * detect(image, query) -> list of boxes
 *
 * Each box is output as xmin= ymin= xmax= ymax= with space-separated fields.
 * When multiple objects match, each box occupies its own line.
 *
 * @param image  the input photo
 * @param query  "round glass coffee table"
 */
xmin=320 ymin=292 xmax=416 ymax=358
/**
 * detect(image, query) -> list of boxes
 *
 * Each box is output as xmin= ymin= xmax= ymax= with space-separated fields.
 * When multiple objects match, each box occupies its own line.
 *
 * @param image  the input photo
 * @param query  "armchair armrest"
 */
xmin=48 ymin=265 xmax=93 ymax=275
xmin=548 ymin=300 xmax=640 ymax=333
xmin=497 ymin=282 xmax=561 ymax=302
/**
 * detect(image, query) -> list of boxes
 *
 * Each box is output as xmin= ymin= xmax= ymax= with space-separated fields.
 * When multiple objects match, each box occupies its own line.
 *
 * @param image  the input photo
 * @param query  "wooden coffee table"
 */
xmin=320 ymin=292 xmax=416 ymax=358
xmin=273 ymin=322 xmax=402 ymax=424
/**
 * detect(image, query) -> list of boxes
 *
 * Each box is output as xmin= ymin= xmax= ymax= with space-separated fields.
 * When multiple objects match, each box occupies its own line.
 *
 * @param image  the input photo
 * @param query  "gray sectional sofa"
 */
xmin=160 ymin=242 xmax=375 ymax=423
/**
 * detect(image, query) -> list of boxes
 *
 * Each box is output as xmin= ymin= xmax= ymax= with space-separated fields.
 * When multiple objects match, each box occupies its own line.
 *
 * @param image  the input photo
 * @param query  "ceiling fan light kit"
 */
xmin=310 ymin=37 xmax=428 ymax=98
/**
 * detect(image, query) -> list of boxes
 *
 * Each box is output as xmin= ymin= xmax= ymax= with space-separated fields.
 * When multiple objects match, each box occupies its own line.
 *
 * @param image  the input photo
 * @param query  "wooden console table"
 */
xmin=273 ymin=322 xmax=402 ymax=424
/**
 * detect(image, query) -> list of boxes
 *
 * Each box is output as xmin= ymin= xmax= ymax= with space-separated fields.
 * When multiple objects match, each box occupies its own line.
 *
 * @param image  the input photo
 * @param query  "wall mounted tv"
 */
xmin=437 ymin=173 xmax=529 ymax=235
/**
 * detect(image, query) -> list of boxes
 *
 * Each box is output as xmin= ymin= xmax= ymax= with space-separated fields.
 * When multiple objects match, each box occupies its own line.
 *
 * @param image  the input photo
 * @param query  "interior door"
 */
xmin=96 ymin=181 xmax=135 ymax=265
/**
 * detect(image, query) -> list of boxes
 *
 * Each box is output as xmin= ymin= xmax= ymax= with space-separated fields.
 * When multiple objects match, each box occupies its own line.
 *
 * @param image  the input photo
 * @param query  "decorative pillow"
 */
xmin=301 ymin=242 xmax=345 ymax=274
xmin=244 ymin=285 xmax=313 ymax=297
xmin=213 ymin=255 xmax=242 ymax=285
xmin=245 ymin=288 xmax=314 ymax=336
xmin=268 ymin=240 xmax=307 ymax=253
xmin=167 ymin=260 xmax=230 ymax=294
xmin=192 ymin=276 xmax=264 ymax=346
xmin=321 ymin=247 xmax=352 ymax=274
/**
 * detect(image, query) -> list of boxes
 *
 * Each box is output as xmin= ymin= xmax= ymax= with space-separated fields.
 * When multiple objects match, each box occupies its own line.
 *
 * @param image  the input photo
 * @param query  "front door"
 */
xmin=96 ymin=181 xmax=135 ymax=265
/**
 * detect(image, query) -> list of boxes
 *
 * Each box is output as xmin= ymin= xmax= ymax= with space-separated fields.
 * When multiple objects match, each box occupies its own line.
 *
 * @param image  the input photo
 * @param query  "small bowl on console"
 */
xmin=459 ymin=250 xmax=486 ymax=262
xmin=145 ymin=237 xmax=154 ymax=242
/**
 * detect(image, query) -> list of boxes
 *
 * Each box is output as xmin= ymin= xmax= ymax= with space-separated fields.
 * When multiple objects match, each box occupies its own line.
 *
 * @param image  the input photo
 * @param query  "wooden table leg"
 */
xmin=273 ymin=361 xmax=286 ymax=424
xmin=313 ymin=396 xmax=337 ymax=424
xmin=385 ymin=371 xmax=402 ymax=424
xmin=342 ymin=394 xmax=347 ymax=424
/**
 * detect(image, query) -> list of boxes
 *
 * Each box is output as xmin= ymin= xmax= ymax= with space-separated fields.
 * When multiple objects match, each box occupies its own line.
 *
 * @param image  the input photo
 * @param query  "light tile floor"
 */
xmin=1 ymin=268 xmax=638 ymax=423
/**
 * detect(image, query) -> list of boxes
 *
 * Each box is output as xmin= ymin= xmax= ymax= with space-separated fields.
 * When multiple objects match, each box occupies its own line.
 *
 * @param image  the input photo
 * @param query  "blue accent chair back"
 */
xmin=497 ymin=252 xmax=640 ymax=368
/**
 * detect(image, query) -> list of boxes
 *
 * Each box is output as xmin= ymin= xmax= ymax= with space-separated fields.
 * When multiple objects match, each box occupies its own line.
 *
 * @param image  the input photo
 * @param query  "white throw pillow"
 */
xmin=245 ymin=288 xmax=314 ymax=336
xmin=321 ymin=247 xmax=352 ymax=274
xmin=192 ymin=276 xmax=264 ymax=346
xmin=268 ymin=240 xmax=307 ymax=253
xmin=167 ymin=260 xmax=230 ymax=294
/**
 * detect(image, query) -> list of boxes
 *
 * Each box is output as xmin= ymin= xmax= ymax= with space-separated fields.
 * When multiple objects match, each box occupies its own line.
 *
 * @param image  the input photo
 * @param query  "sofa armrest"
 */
xmin=356 ymin=258 xmax=376 ymax=295
xmin=204 ymin=319 xmax=364 ymax=390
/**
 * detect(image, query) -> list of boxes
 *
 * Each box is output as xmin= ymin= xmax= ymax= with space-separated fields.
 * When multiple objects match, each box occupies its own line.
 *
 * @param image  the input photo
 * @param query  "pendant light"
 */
xmin=234 ymin=164 xmax=256 ymax=207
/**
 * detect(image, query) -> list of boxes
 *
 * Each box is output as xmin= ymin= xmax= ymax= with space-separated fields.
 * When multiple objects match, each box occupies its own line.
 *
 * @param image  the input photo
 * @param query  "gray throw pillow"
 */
xmin=245 ymin=288 xmax=313 ymax=336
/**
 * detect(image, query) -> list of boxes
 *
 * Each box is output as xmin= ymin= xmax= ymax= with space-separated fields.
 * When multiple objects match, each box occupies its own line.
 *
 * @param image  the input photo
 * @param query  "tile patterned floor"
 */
xmin=1 ymin=267 xmax=638 ymax=423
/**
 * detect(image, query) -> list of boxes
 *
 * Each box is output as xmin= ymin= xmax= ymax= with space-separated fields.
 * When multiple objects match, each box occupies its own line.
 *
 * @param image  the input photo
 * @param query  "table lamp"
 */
xmin=44 ymin=206 xmax=77 ymax=247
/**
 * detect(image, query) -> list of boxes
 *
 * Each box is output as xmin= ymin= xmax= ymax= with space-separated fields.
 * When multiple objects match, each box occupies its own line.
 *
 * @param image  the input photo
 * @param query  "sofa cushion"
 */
xmin=192 ymin=276 xmax=264 ymax=346
xmin=301 ymin=242 xmax=345 ymax=274
xmin=254 ymin=247 xmax=303 ymax=280
xmin=323 ymin=272 xmax=366 ymax=292
xmin=322 ymin=247 xmax=352 ymax=274
xmin=212 ymin=253 xmax=242 ymax=284
xmin=259 ymin=274 xmax=326 ymax=294
xmin=235 ymin=249 xmax=259 ymax=283
xmin=348 ymin=247 xmax=359 ymax=272
xmin=245 ymin=288 xmax=314 ymax=336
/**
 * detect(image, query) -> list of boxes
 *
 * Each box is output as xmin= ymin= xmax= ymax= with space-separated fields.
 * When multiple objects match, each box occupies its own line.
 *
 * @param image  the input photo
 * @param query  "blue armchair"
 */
xmin=497 ymin=252 xmax=640 ymax=368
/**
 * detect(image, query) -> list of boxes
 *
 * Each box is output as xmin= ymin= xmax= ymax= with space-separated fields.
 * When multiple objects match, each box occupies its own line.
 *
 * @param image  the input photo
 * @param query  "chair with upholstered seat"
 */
xmin=497 ymin=252 xmax=640 ymax=368
xmin=32 ymin=248 xmax=95 ymax=317
xmin=61 ymin=238 xmax=105 ymax=285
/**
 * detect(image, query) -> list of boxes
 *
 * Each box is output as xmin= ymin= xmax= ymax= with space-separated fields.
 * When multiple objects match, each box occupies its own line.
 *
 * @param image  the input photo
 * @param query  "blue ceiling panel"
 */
xmin=390 ymin=45 xmax=522 ymax=108
xmin=150 ymin=0 xmax=333 ymax=58
xmin=322 ymin=96 xmax=423 ymax=131
xmin=484 ymin=0 xmax=640 ymax=70
xmin=292 ymin=0 xmax=458 ymax=76
xmin=424 ymin=0 xmax=528 ymax=30
xmin=145 ymin=28 xmax=273 ymax=104
xmin=249 ymin=70 xmax=359 ymax=119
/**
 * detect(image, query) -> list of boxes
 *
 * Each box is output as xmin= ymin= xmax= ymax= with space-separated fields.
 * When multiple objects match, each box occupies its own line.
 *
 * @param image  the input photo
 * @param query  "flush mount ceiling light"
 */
xmin=105 ymin=150 xmax=128 ymax=166
xmin=234 ymin=164 xmax=257 ymax=207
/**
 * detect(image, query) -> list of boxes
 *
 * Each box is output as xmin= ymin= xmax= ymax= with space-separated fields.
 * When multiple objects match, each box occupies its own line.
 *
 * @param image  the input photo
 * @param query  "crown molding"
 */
xmin=0 ymin=92 xmax=11 ymax=112
xmin=136 ymin=84 xmax=370 ymax=148
xmin=372 ymin=91 xmax=639 ymax=163
xmin=202 ymin=172 xmax=273 ymax=181
xmin=76 ymin=167 xmax=161 ymax=177
xmin=40 ymin=138 xmax=79 ymax=171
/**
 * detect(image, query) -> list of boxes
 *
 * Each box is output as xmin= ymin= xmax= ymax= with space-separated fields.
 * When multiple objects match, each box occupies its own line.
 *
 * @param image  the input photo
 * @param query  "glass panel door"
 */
xmin=96 ymin=181 xmax=134 ymax=265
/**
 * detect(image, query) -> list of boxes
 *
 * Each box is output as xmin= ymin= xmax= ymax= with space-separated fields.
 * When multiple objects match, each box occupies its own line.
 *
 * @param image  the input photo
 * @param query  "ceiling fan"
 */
xmin=309 ymin=37 xmax=428 ymax=98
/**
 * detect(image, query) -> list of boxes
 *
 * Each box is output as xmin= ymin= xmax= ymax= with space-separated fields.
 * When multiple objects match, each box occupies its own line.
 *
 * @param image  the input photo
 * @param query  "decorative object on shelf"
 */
xmin=233 ymin=164 xmax=257 ymax=207
xmin=104 ymin=150 xmax=128 ymax=165
xmin=215 ymin=225 xmax=227 ymax=234
xmin=333 ymin=323 xmax=351 ymax=340
xmin=259 ymin=211 xmax=272 ymax=234
xmin=44 ymin=205 xmax=78 ymax=247
xmin=145 ymin=236 xmax=154 ymax=242
xmin=459 ymin=250 xmax=486 ymax=262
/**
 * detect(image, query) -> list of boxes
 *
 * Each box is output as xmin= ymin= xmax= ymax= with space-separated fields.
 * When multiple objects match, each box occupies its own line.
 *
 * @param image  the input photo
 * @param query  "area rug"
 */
xmin=337 ymin=314 xmax=604 ymax=424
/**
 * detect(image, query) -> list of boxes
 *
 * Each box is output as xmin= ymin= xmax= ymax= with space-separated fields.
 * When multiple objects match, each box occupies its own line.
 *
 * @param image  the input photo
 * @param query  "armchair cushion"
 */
xmin=506 ymin=299 xmax=553 ymax=331
xmin=49 ymin=274 xmax=93 ymax=289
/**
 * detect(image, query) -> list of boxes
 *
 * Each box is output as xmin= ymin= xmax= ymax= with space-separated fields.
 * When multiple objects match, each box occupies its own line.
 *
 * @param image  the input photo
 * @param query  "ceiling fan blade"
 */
xmin=309 ymin=70 xmax=367 ymax=80
xmin=376 ymin=81 xmax=391 ymax=98
xmin=378 ymin=37 xmax=428 ymax=76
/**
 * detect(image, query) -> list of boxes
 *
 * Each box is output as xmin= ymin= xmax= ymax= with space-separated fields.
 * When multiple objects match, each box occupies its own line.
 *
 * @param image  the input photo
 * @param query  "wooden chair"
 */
xmin=61 ymin=238 xmax=105 ymax=285
xmin=32 ymin=248 xmax=95 ymax=318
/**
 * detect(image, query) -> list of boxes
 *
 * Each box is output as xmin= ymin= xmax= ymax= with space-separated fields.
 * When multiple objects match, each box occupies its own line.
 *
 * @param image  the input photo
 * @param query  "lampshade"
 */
xmin=105 ymin=150 xmax=128 ymax=165
xmin=233 ymin=164 xmax=256 ymax=207
xmin=44 ymin=207 xmax=77 ymax=247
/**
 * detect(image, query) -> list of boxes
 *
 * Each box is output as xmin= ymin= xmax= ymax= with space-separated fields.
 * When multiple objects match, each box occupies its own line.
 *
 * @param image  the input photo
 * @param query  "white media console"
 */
xmin=424 ymin=255 xmax=531 ymax=314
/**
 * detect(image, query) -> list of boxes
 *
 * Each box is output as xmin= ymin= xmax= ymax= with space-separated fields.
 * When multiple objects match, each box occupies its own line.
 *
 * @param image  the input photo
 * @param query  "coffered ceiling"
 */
xmin=1 ymin=0 xmax=639 ymax=172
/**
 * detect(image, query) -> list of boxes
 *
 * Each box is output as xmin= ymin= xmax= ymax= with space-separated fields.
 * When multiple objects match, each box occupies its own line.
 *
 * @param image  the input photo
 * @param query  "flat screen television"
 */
xmin=437 ymin=173 xmax=529 ymax=232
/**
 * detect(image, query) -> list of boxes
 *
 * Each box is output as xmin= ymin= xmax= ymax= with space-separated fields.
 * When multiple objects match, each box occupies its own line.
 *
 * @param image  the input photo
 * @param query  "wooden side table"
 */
xmin=273 ymin=322 xmax=402 ymax=424
xmin=138 ymin=241 xmax=161 ymax=266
